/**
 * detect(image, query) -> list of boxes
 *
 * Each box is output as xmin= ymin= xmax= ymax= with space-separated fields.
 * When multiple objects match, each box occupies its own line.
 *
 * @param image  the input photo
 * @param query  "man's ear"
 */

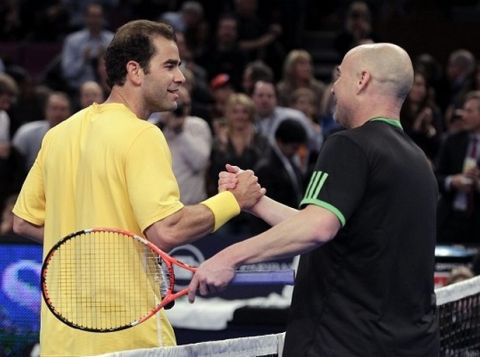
xmin=356 ymin=70 xmax=371 ymax=94
xmin=125 ymin=60 xmax=143 ymax=86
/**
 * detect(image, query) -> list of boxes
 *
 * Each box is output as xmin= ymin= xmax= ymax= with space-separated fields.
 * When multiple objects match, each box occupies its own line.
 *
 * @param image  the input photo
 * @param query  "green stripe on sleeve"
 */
xmin=305 ymin=171 xmax=324 ymax=199
xmin=304 ymin=171 xmax=320 ymax=198
xmin=299 ymin=198 xmax=346 ymax=226
xmin=313 ymin=172 xmax=328 ymax=198
xmin=304 ymin=171 xmax=328 ymax=201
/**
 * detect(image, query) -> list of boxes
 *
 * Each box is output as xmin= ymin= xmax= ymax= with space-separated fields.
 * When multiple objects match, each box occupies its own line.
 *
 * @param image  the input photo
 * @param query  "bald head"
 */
xmin=346 ymin=43 xmax=414 ymax=101
xmin=80 ymin=81 xmax=104 ymax=108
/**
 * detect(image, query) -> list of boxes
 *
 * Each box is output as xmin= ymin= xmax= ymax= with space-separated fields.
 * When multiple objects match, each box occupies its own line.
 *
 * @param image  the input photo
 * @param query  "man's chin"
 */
xmin=154 ymin=102 xmax=177 ymax=113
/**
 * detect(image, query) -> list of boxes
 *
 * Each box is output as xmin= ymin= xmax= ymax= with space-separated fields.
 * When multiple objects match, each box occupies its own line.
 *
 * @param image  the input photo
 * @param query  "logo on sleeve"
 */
xmin=303 ymin=171 xmax=329 ymax=200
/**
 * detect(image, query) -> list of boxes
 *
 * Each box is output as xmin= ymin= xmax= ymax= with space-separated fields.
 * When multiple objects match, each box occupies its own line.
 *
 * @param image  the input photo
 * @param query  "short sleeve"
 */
xmin=300 ymin=134 xmax=368 ymax=226
xmin=125 ymin=127 xmax=184 ymax=231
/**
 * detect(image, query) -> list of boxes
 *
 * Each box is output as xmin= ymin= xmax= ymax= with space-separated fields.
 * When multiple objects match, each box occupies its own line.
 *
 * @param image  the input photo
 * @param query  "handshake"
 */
xmin=217 ymin=164 xmax=266 ymax=211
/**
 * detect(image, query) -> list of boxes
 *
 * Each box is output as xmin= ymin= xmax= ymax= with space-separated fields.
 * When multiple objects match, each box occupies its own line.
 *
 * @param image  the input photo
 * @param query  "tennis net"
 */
xmin=437 ymin=275 xmax=480 ymax=356
xmin=101 ymin=275 xmax=480 ymax=357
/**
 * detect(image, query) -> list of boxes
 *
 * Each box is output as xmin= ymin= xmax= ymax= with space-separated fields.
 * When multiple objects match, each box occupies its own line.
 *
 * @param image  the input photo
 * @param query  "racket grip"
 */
xmin=232 ymin=269 xmax=295 ymax=285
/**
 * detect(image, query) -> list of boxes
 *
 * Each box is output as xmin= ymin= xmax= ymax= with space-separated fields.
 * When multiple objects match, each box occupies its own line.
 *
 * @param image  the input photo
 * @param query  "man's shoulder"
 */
xmin=64 ymin=29 xmax=89 ymax=43
xmin=101 ymin=30 xmax=115 ymax=41
xmin=275 ymin=106 xmax=306 ymax=120
xmin=15 ymin=121 xmax=49 ymax=137
xmin=185 ymin=116 xmax=210 ymax=129
xmin=0 ymin=110 xmax=9 ymax=122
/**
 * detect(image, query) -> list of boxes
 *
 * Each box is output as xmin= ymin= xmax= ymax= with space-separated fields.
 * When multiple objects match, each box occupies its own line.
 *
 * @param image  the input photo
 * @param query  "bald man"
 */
xmin=189 ymin=43 xmax=440 ymax=356
xmin=79 ymin=80 xmax=105 ymax=108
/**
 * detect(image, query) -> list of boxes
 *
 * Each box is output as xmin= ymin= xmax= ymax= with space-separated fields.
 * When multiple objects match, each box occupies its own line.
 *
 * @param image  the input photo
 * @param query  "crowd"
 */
xmin=0 ymin=1 xmax=479 ymax=259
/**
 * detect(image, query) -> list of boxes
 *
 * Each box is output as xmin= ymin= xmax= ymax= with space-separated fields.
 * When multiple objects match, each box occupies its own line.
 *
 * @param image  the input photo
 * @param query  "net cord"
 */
xmin=75 ymin=277 xmax=480 ymax=356
xmin=436 ymin=275 xmax=480 ymax=306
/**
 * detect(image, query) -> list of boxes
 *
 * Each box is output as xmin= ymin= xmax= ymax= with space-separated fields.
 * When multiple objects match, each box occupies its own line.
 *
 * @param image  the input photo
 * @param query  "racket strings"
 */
xmin=43 ymin=230 xmax=165 ymax=331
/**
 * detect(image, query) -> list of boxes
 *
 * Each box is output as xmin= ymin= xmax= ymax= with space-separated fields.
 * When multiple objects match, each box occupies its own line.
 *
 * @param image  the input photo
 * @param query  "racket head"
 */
xmin=41 ymin=228 xmax=174 ymax=332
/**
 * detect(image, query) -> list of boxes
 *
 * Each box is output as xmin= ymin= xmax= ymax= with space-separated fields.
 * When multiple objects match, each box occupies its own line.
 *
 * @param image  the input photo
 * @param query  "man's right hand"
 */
xmin=218 ymin=164 xmax=241 ymax=192
xmin=225 ymin=165 xmax=266 ymax=210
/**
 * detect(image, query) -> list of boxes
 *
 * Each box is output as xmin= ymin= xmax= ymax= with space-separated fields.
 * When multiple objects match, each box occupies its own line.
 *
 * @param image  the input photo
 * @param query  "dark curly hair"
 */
xmin=105 ymin=20 xmax=176 ymax=88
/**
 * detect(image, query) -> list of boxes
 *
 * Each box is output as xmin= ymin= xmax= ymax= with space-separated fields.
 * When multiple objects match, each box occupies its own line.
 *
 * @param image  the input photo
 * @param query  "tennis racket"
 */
xmin=41 ymin=227 xmax=294 ymax=332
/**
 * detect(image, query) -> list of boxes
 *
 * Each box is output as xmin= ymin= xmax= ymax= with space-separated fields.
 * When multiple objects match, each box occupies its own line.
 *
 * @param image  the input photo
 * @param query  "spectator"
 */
xmin=319 ymin=66 xmax=344 ymax=137
xmin=276 ymin=49 xmax=326 ymax=116
xmin=438 ymin=49 xmax=476 ymax=131
xmin=207 ymin=92 xmax=271 ymax=236
xmin=78 ymin=80 xmax=105 ymax=110
xmin=63 ymin=0 xmax=118 ymax=31
xmin=176 ymin=31 xmax=208 ymax=89
xmin=251 ymin=80 xmax=320 ymax=154
xmin=289 ymin=88 xmax=319 ymax=129
xmin=159 ymin=86 xmax=212 ymax=204
xmin=175 ymin=31 xmax=212 ymax=121
xmin=249 ymin=119 xmax=308 ymax=234
xmin=241 ymin=60 xmax=274 ymax=95
xmin=446 ymin=266 xmax=474 ymax=285
xmin=160 ymin=1 xmax=209 ymax=59
xmin=180 ymin=66 xmax=213 ymax=126
xmin=0 ymin=73 xmax=23 ymax=209
xmin=0 ymin=0 xmax=25 ymax=40
xmin=0 ymin=73 xmax=17 ymax=155
xmin=413 ymin=53 xmax=443 ymax=97
xmin=61 ymin=3 xmax=114 ymax=94
xmin=209 ymin=73 xmax=235 ymax=134
xmin=27 ymin=1 xmax=71 ymax=41
xmin=197 ymin=14 xmax=247 ymax=90
xmin=289 ymin=87 xmax=324 ymax=171
xmin=400 ymin=70 xmax=443 ymax=161
xmin=6 ymin=66 xmax=50 ymax=134
xmin=233 ymin=0 xmax=284 ymax=77
xmin=334 ymin=1 xmax=377 ymax=57
xmin=160 ymin=1 xmax=203 ymax=33
xmin=95 ymin=49 xmax=111 ymax=96
xmin=435 ymin=90 xmax=480 ymax=245
xmin=207 ymin=92 xmax=270 ymax=196
xmin=13 ymin=92 xmax=71 ymax=171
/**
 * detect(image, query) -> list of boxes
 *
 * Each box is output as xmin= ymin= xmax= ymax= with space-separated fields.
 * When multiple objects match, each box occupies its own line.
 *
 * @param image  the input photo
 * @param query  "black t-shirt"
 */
xmin=283 ymin=119 xmax=439 ymax=357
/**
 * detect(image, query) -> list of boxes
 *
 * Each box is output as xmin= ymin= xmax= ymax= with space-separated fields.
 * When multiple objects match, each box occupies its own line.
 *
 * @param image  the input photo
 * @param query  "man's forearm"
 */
xmin=248 ymin=195 xmax=298 ymax=226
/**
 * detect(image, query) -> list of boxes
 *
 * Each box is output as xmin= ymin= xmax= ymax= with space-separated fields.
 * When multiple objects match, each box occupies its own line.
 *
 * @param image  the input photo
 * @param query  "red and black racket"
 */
xmin=41 ymin=227 xmax=294 ymax=332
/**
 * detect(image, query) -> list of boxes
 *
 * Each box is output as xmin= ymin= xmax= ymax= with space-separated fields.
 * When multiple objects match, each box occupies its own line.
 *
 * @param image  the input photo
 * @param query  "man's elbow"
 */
xmin=311 ymin=216 xmax=340 ymax=244
xmin=13 ymin=216 xmax=38 ymax=236
xmin=144 ymin=222 xmax=181 ymax=252
xmin=13 ymin=216 xmax=28 ymax=235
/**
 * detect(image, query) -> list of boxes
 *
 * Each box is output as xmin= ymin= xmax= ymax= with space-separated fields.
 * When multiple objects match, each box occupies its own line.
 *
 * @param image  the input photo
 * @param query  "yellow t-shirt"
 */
xmin=13 ymin=103 xmax=183 ymax=356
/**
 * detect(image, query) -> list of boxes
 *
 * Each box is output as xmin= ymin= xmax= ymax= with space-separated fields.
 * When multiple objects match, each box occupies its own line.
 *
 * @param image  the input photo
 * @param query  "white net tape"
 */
xmin=98 ymin=332 xmax=285 ymax=357
xmin=97 ymin=276 xmax=480 ymax=357
xmin=436 ymin=275 xmax=480 ymax=306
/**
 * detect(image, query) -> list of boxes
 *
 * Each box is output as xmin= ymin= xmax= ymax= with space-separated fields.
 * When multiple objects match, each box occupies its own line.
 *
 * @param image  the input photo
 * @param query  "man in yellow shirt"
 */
xmin=12 ymin=20 xmax=264 ymax=356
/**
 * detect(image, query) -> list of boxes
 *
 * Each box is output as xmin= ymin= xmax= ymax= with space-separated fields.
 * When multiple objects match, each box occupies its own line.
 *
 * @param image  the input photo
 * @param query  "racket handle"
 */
xmin=232 ymin=269 xmax=295 ymax=285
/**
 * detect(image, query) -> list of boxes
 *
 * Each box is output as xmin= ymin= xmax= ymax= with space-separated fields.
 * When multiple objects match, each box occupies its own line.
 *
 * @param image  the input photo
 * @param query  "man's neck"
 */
xmin=105 ymin=88 xmax=149 ymax=119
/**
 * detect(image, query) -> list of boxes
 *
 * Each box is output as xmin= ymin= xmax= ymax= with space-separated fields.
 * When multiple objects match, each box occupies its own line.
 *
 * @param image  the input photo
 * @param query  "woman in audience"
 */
xmin=400 ymin=70 xmax=443 ymax=162
xmin=207 ymin=93 xmax=270 ymax=235
xmin=276 ymin=49 xmax=325 ymax=116
xmin=207 ymin=93 xmax=270 ymax=195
